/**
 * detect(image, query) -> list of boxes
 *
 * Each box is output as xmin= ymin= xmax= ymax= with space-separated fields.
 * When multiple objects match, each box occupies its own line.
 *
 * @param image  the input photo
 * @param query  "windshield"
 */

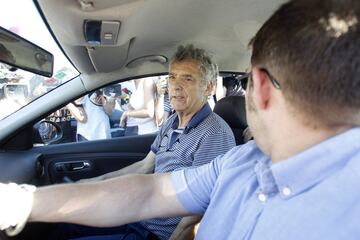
xmin=0 ymin=0 xmax=79 ymax=120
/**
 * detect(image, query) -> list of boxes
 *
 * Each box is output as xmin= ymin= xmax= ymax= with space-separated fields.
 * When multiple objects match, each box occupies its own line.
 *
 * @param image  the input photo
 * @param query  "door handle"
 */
xmin=71 ymin=162 xmax=90 ymax=171
xmin=55 ymin=161 xmax=91 ymax=172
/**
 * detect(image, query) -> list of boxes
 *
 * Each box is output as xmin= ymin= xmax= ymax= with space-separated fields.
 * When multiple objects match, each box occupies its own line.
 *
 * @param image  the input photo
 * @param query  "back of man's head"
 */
xmin=170 ymin=44 xmax=218 ymax=86
xmin=251 ymin=0 xmax=360 ymax=126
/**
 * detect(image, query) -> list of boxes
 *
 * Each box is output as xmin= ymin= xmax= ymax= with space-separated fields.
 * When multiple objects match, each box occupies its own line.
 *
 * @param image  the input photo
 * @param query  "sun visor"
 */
xmin=84 ymin=20 xmax=131 ymax=73
xmin=86 ymin=40 xmax=131 ymax=73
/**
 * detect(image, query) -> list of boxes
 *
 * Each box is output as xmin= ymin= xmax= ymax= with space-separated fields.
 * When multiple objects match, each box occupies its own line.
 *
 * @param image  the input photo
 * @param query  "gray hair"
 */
xmin=170 ymin=44 xmax=218 ymax=86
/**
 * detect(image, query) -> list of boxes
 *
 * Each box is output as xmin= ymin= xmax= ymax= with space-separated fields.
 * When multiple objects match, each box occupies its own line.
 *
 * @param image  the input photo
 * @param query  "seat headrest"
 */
xmin=213 ymin=96 xmax=247 ymax=131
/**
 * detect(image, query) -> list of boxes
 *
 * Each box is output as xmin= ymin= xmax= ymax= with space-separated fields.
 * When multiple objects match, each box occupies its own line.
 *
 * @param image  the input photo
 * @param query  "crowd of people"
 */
xmin=65 ymin=76 xmax=170 ymax=142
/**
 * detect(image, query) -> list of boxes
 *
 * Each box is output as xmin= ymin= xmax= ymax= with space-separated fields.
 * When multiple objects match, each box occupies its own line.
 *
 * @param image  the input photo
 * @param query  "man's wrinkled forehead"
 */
xmin=169 ymin=60 xmax=202 ymax=77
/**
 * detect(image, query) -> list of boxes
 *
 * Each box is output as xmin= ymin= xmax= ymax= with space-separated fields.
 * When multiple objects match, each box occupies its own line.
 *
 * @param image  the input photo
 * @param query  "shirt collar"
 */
xmin=270 ymin=127 xmax=360 ymax=199
xmin=171 ymin=103 xmax=212 ymax=134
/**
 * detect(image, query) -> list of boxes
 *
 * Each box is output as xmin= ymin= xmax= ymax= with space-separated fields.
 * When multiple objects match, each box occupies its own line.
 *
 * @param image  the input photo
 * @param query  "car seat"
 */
xmin=213 ymin=96 xmax=248 ymax=145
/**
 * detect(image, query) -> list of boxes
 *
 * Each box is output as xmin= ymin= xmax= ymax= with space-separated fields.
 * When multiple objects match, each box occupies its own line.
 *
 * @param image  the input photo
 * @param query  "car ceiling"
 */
xmin=36 ymin=0 xmax=286 ymax=87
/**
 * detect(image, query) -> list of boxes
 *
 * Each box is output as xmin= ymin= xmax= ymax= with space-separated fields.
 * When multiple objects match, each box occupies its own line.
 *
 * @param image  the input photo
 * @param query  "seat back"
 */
xmin=213 ymin=96 xmax=247 ymax=145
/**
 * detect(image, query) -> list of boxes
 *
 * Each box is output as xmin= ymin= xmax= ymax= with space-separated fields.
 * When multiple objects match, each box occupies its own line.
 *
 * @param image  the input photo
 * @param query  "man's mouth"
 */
xmin=171 ymin=95 xmax=185 ymax=100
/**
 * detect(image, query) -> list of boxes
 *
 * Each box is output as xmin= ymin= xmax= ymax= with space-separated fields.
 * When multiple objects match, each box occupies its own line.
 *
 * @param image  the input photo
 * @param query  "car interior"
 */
xmin=213 ymin=96 xmax=247 ymax=145
xmin=0 ymin=0 xmax=286 ymax=239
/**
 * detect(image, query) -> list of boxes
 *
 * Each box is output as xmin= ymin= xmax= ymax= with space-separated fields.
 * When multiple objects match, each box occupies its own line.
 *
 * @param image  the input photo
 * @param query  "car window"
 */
xmin=0 ymin=1 xmax=79 ymax=120
xmin=35 ymin=76 xmax=167 ymax=145
xmin=34 ymin=73 xmax=245 ymax=146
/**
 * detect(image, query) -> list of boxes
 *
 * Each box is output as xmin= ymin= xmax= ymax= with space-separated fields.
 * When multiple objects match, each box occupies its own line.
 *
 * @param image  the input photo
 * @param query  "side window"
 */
xmin=35 ymin=75 xmax=172 ymax=145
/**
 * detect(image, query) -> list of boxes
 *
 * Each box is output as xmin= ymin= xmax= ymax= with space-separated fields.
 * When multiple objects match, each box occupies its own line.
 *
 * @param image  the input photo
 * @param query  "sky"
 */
xmin=0 ymin=0 xmax=78 ymax=74
xmin=0 ymin=0 xmax=79 ymax=120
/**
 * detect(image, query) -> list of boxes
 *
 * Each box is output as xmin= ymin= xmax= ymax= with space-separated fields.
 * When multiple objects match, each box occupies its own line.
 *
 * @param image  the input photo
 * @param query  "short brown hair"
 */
xmin=251 ymin=0 xmax=360 ymax=126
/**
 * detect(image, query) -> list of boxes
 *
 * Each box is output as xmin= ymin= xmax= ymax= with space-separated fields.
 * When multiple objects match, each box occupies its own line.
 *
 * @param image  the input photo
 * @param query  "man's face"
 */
xmin=168 ymin=60 xmax=211 ymax=115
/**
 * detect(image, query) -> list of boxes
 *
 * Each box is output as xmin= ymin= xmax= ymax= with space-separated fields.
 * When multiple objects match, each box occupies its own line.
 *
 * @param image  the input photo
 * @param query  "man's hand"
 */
xmin=169 ymin=216 xmax=201 ymax=240
xmin=79 ymin=152 xmax=156 ymax=184
xmin=95 ymin=95 xmax=106 ymax=105
xmin=0 ymin=183 xmax=35 ymax=235
xmin=102 ymin=96 xmax=115 ymax=116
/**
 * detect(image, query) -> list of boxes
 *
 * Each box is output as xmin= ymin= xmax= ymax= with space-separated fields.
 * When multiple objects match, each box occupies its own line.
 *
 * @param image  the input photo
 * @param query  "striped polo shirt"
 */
xmin=140 ymin=103 xmax=236 ymax=240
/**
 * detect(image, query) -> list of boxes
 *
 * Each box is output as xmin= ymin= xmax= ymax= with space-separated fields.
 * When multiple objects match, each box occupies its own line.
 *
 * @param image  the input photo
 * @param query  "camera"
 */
xmin=103 ymin=84 xmax=121 ymax=97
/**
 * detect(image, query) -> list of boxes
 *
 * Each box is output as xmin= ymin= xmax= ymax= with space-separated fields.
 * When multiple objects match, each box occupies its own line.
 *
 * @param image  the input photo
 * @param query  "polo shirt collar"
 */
xmin=171 ymin=103 xmax=212 ymax=134
xmin=270 ymin=127 xmax=360 ymax=199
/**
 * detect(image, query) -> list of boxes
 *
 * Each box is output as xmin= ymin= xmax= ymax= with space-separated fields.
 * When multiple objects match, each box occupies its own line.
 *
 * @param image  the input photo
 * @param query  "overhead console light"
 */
xmin=83 ymin=20 xmax=121 ymax=45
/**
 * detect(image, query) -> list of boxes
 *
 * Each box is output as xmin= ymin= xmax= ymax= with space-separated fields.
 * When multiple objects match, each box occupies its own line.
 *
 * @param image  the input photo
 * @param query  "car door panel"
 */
xmin=0 ymin=152 xmax=43 ymax=183
xmin=32 ymin=134 xmax=156 ymax=184
xmin=0 ymin=133 xmax=156 ymax=186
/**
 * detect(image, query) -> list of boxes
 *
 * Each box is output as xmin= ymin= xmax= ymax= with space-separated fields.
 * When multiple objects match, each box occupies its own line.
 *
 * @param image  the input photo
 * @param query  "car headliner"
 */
xmin=36 ymin=0 xmax=286 ymax=88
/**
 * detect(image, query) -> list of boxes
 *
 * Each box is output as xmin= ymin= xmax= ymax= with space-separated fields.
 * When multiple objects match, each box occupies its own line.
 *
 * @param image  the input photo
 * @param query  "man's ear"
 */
xmin=205 ymin=82 xmax=215 ymax=97
xmin=251 ymin=68 xmax=272 ymax=110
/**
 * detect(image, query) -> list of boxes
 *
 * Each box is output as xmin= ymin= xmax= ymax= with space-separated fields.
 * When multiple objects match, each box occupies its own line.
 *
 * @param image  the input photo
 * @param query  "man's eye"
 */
xmin=183 ymin=77 xmax=193 ymax=81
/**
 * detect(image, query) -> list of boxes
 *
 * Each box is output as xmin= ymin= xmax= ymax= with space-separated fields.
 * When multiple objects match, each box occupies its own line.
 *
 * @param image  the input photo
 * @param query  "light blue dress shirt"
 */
xmin=172 ymin=128 xmax=360 ymax=239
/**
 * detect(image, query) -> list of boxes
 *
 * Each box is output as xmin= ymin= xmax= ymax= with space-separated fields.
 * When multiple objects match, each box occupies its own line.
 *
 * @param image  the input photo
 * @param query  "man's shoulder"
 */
xmin=218 ymin=141 xmax=266 ymax=169
xmin=198 ymin=112 xmax=234 ymax=135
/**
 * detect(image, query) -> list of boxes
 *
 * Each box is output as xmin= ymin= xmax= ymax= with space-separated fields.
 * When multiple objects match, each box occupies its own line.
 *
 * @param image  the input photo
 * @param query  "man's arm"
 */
xmin=80 ymin=151 xmax=156 ymax=182
xmin=102 ymin=96 xmax=115 ymax=116
xmin=1 ymin=155 xmax=223 ymax=233
xmin=29 ymin=173 xmax=189 ymax=227
xmin=66 ymin=101 xmax=87 ymax=123
xmin=155 ymin=77 xmax=168 ymax=127
xmin=155 ymin=93 xmax=165 ymax=127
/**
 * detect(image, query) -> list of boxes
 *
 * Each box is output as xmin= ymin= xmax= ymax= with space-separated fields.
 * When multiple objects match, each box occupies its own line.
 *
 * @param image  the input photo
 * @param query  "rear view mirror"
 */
xmin=0 ymin=26 xmax=54 ymax=77
xmin=33 ymin=120 xmax=63 ymax=145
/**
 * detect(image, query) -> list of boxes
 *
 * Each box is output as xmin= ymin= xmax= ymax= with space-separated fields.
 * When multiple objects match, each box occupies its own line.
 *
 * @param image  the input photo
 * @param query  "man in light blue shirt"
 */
xmin=1 ymin=0 xmax=360 ymax=239
xmin=172 ymin=129 xmax=360 ymax=239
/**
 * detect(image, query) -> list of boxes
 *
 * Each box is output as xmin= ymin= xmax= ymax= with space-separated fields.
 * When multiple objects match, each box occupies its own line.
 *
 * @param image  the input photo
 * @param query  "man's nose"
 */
xmin=169 ymin=80 xmax=183 ymax=90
